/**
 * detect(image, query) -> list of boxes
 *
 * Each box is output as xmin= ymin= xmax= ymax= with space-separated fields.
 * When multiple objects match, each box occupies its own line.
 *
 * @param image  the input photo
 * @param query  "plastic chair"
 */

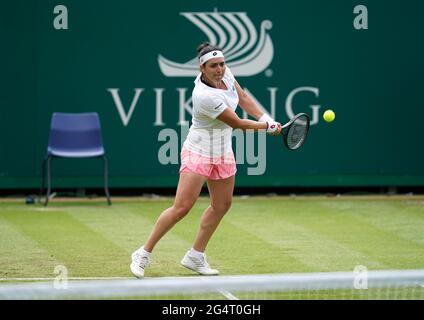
xmin=39 ymin=112 xmax=112 ymax=206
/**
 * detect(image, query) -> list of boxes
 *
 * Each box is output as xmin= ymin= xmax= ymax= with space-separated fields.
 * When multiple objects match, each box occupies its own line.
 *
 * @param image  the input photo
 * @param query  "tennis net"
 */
xmin=0 ymin=269 xmax=423 ymax=300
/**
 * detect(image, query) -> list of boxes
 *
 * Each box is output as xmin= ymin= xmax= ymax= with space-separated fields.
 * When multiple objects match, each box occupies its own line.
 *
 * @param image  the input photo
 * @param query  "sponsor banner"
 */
xmin=0 ymin=0 xmax=423 ymax=188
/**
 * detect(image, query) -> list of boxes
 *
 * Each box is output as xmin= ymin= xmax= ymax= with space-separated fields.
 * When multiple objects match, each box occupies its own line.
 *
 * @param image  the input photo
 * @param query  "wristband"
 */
xmin=259 ymin=113 xmax=274 ymax=123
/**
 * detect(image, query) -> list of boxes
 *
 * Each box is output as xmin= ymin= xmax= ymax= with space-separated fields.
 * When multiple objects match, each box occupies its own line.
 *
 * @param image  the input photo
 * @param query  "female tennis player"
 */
xmin=131 ymin=43 xmax=282 ymax=278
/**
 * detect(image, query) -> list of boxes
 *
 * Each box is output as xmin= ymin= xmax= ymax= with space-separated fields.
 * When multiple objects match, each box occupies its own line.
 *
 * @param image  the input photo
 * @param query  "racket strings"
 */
xmin=287 ymin=116 xmax=309 ymax=149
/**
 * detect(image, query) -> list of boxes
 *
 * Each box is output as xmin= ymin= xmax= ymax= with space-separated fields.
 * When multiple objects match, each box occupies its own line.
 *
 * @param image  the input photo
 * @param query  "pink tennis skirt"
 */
xmin=179 ymin=147 xmax=237 ymax=180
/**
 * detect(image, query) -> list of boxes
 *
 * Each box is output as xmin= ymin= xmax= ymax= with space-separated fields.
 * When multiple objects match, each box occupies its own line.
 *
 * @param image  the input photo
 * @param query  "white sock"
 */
xmin=140 ymin=246 xmax=151 ymax=256
xmin=189 ymin=248 xmax=204 ymax=258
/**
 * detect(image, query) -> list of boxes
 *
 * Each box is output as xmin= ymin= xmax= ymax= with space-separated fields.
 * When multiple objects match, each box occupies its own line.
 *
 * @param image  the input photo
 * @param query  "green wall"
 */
xmin=1 ymin=0 xmax=423 ymax=189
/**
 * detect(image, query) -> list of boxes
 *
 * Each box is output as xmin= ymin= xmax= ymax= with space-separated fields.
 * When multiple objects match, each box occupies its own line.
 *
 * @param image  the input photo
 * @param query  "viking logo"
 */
xmin=158 ymin=10 xmax=274 ymax=77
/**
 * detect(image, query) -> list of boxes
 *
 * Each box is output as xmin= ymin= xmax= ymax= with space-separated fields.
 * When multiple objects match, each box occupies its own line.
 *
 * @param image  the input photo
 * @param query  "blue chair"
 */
xmin=40 ymin=112 xmax=112 ymax=206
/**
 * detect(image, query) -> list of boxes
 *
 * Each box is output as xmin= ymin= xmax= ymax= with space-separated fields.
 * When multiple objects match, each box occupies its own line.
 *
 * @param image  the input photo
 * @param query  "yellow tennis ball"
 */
xmin=323 ymin=109 xmax=335 ymax=122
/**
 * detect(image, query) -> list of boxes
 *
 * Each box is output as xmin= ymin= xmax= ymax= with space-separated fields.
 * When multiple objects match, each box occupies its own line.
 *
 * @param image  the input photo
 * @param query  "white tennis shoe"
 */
xmin=180 ymin=251 xmax=219 ymax=276
xmin=130 ymin=248 xmax=150 ymax=278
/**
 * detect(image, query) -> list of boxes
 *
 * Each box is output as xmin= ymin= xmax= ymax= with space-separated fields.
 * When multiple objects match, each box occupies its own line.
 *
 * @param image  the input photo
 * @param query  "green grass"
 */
xmin=1 ymin=195 xmax=424 ymax=299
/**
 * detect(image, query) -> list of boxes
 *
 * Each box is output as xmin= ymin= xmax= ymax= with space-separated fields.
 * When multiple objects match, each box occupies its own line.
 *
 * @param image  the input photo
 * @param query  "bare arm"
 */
xmin=235 ymin=81 xmax=268 ymax=120
xmin=217 ymin=108 xmax=268 ymax=131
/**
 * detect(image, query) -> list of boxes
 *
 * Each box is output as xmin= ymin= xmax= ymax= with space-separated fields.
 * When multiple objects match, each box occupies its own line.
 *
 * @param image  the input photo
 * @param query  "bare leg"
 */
xmin=143 ymin=172 xmax=206 ymax=252
xmin=192 ymin=175 xmax=235 ymax=252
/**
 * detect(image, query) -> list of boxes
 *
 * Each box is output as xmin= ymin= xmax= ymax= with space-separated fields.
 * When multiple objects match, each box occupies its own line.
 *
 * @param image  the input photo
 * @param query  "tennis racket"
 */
xmin=281 ymin=113 xmax=310 ymax=150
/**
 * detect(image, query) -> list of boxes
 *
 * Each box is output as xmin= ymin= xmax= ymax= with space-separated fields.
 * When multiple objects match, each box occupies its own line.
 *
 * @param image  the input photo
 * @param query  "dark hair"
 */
xmin=197 ymin=42 xmax=222 ymax=59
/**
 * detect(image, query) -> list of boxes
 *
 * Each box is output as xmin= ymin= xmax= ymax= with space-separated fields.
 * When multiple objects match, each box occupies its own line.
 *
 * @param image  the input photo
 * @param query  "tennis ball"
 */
xmin=323 ymin=109 xmax=335 ymax=122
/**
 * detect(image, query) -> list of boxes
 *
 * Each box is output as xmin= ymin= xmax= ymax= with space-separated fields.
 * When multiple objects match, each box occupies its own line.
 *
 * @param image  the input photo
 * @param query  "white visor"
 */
xmin=199 ymin=50 xmax=224 ymax=65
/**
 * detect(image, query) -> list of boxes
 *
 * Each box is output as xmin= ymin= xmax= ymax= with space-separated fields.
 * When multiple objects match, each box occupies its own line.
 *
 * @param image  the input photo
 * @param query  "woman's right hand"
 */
xmin=266 ymin=121 xmax=282 ymax=135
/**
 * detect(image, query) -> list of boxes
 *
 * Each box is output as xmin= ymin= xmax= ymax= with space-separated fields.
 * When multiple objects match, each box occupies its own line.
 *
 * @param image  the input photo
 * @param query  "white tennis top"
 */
xmin=183 ymin=67 xmax=239 ymax=157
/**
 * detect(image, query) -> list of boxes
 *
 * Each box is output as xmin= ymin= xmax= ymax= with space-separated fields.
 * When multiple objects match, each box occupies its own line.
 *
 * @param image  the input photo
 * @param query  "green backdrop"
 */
xmin=1 ymin=0 xmax=423 ymax=189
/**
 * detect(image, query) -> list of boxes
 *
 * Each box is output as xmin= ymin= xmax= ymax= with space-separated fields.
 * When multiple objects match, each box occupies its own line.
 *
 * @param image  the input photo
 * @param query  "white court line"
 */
xmin=198 ymin=276 xmax=239 ymax=300
xmin=218 ymin=289 xmax=239 ymax=300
